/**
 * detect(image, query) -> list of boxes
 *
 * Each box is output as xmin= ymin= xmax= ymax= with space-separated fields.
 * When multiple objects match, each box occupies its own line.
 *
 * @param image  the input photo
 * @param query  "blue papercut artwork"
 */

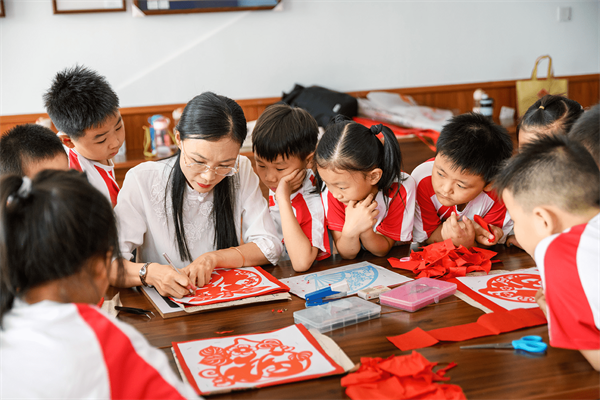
xmin=304 ymin=264 xmax=379 ymax=294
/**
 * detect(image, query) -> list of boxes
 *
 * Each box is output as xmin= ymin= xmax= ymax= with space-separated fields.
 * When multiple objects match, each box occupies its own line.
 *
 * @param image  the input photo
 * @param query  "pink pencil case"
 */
xmin=379 ymin=278 xmax=457 ymax=312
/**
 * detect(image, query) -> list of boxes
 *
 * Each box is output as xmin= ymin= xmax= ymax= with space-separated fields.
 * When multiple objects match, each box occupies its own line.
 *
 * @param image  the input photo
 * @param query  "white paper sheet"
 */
xmin=280 ymin=261 xmax=412 ymax=299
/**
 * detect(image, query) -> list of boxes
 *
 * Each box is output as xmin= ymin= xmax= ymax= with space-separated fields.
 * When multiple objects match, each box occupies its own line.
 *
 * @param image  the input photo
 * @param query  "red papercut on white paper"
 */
xmin=456 ymin=268 xmax=541 ymax=311
xmin=170 ymin=267 xmax=288 ymax=307
xmin=172 ymin=324 xmax=344 ymax=395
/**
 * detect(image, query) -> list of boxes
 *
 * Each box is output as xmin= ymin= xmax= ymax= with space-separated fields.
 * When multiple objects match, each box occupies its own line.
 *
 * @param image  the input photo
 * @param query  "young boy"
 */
xmin=411 ymin=113 xmax=513 ymax=248
xmin=252 ymin=104 xmax=330 ymax=272
xmin=43 ymin=65 xmax=125 ymax=207
xmin=495 ymin=134 xmax=599 ymax=371
xmin=0 ymin=124 xmax=68 ymax=177
xmin=568 ymin=104 xmax=599 ymax=167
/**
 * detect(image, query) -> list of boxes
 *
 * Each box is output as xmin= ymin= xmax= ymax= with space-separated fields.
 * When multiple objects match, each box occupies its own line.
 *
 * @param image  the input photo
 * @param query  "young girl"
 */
xmin=518 ymin=94 xmax=583 ymax=147
xmin=0 ymin=170 xmax=195 ymax=399
xmin=114 ymin=92 xmax=282 ymax=297
xmin=316 ymin=119 xmax=416 ymax=259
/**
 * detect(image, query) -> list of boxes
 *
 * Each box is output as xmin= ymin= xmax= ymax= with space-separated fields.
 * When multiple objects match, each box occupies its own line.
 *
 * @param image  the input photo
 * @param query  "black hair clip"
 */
xmin=115 ymin=306 xmax=155 ymax=319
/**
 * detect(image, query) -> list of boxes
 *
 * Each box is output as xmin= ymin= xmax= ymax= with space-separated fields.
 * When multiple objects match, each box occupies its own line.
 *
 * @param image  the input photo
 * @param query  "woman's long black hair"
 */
xmin=167 ymin=92 xmax=247 ymax=262
xmin=0 ymin=170 xmax=122 ymax=326
xmin=315 ymin=117 xmax=405 ymax=205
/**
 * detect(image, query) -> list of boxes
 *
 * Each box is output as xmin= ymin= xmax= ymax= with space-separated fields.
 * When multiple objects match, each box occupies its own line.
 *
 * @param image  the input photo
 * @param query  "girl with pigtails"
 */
xmin=0 ymin=170 xmax=196 ymax=399
xmin=316 ymin=118 xmax=416 ymax=259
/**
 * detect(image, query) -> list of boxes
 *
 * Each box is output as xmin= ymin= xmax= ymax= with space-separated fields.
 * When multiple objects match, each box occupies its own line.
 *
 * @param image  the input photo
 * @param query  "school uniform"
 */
xmin=322 ymin=172 xmax=416 ymax=243
xmin=534 ymin=213 xmax=600 ymax=350
xmin=268 ymin=170 xmax=330 ymax=261
xmin=411 ymin=159 xmax=513 ymax=243
xmin=0 ymin=299 xmax=197 ymax=399
xmin=115 ymin=156 xmax=282 ymax=268
xmin=65 ymin=146 xmax=119 ymax=207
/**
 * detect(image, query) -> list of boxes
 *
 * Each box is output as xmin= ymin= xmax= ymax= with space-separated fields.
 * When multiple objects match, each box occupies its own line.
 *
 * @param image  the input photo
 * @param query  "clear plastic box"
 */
xmin=379 ymin=278 xmax=457 ymax=312
xmin=293 ymin=297 xmax=381 ymax=333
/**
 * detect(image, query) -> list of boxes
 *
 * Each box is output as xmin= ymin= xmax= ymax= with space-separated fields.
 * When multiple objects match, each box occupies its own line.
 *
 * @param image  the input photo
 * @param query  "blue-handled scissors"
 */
xmin=460 ymin=335 xmax=548 ymax=354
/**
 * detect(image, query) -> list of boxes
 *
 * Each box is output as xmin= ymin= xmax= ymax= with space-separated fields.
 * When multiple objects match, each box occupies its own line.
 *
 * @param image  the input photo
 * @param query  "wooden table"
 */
xmin=109 ymin=245 xmax=599 ymax=399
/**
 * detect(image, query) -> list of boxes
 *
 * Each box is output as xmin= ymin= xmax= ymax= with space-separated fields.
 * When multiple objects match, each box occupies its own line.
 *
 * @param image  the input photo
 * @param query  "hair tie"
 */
xmin=370 ymin=124 xmax=383 ymax=135
xmin=539 ymin=105 xmax=545 ymax=110
xmin=7 ymin=177 xmax=32 ymax=206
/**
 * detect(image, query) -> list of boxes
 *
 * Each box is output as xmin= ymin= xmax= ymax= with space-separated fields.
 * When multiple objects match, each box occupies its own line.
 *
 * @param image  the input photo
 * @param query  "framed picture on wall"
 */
xmin=52 ymin=0 xmax=126 ymax=14
xmin=0 ymin=0 xmax=5 ymax=18
xmin=133 ymin=0 xmax=280 ymax=15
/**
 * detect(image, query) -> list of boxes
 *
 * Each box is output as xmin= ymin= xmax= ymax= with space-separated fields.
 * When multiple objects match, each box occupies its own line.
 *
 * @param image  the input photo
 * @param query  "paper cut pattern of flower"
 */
xmin=478 ymin=273 xmax=541 ymax=303
xmin=197 ymin=338 xmax=313 ymax=387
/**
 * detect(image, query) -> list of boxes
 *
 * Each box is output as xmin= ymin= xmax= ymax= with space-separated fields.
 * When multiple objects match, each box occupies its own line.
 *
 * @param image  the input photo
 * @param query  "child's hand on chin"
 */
xmin=343 ymin=193 xmax=379 ymax=236
xmin=274 ymin=169 xmax=306 ymax=203
xmin=441 ymin=212 xmax=476 ymax=248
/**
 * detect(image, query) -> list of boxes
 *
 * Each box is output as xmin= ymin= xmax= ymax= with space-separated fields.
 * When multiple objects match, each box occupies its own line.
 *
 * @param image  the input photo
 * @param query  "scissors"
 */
xmin=460 ymin=335 xmax=548 ymax=354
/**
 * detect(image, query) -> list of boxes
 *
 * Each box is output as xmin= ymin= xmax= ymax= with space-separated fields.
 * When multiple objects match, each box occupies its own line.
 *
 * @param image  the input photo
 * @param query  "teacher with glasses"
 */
xmin=112 ymin=92 xmax=282 ymax=298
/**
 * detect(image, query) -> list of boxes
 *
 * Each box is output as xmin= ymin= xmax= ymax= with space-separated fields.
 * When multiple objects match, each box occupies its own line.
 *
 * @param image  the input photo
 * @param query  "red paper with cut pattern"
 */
xmin=172 ymin=324 xmax=345 ymax=395
xmin=388 ymin=239 xmax=498 ymax=280
xmin=450 ymin=267 xmax=541 ymax=312
xmin=170 ymin=267 xmax=289 ymax=307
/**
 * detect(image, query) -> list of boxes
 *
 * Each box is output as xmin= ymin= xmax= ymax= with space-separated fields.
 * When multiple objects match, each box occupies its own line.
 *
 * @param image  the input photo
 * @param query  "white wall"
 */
xmin=0 ymin=0 xmax=598 ymax=116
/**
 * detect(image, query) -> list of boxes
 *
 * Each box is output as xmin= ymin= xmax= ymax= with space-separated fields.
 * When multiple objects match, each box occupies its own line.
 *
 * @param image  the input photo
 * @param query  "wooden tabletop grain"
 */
xmin=109 ymin=245 xmax=600 ymax=399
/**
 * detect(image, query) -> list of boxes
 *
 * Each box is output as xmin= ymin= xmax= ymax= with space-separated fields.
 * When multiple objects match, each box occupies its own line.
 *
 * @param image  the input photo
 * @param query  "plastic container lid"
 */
xmin=293 ymin=297 xmax=381 ymax=333
xmin=379 ymin=278 xmax=457 ymax=312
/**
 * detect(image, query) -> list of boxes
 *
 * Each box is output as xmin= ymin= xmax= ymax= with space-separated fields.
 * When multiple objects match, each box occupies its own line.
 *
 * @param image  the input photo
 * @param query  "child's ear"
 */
xmin=532 ymin=206 xmax=560 ymax=237
xmin=367 ymin=168 xmax=383 ymax=185
xmin=483 ymin=182 xmax=494 ymax=192
xmin=58 ymin=133 xmax=75 ymax=149
xmin=304 ymin=152 xmax=315 ymax=169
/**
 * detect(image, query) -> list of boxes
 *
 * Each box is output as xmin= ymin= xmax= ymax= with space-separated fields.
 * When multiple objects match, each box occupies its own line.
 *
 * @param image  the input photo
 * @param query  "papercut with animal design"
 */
xmin=478 ymin=273 xmax=541 ymax=303
xmin=279 ymin=261 xmax=412 ymax=299
xmin=170 ymin=267 xmax=289 ymax=306
xmin=172 ymin=324 xmax=345 ymax=395
xmin=197 ymin=338 xmax=312 ymax=387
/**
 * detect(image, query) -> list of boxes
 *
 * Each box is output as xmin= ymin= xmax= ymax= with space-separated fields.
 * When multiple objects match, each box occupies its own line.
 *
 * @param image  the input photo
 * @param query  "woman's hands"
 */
xmin=145 ymin=263 xmax=196 ymax=298
xmin=181 ymin=252 xmax=220 ymax=288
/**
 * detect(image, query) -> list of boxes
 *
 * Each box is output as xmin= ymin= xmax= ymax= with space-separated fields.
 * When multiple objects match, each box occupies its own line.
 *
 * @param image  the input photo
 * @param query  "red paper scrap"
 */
xmin=388 ymin=239 xmax=497 ymax=280
xmin=474 ymin=214 xmax=495 ymax=241
xmin=341 ymin=351 xmax=465 ymax=400
xmin=214 ymin=330 xmax=234 ymax=334
xmin=387 ymin=308 xmax=547 ymax=351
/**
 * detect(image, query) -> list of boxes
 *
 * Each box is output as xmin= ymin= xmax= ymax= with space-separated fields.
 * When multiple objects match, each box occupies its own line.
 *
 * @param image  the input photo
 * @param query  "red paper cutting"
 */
xmin=389 ymin=239 xmax=497 ymax=280
xmin=170 ymin=266 xmax=289 ymax=307
xmin=341 ymin=351 xmax=465 ymax=400
xmin=387 ymin=308 xmax=547 ymax=351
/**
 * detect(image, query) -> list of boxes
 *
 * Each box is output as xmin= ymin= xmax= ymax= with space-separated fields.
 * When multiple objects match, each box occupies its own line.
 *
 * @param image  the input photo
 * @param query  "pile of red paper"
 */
xmin=388 ymin=239 xmax=498 ymax=279
xmin=341 ymin=351 xmax=466 ymax=400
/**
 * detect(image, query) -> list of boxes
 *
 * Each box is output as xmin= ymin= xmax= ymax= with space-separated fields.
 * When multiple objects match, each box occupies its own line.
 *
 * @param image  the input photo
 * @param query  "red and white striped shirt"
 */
xmin=0 ymin=300 xmax=197 ymax=399
xmin=66 ymin=147 xmax=120 ymax=207
xmin=322 ymin=172 xmax=416 ymax=243
xmin=535 ymin=213 xmax=600 ymax=350
xmin=411 ymin=159 xmax=512 ymax=243
xmin=269 ymin=170 xmax=330 ymax=261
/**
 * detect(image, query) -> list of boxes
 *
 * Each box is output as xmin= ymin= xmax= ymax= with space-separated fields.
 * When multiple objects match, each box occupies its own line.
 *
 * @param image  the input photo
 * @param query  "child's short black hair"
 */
xmin=519 ymin=94 xmax=583 ymax=140
xmin=0 ymin=124 xmax=66 ymax=177
xmin=568 ymin=104 xmax=599 ymax=166
xmin=495 ymin=134 xmax=600 ymax=214
xmin=252 ymin=103 xmax=319 ymax=162
xmin=436 ymin=112 xmax=513 ymax=183
xmin=43 ymin=65 xmax=119 ymax=139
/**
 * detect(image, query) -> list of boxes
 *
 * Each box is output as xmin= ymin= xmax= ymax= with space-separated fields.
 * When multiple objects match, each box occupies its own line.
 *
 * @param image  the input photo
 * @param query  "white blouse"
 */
xmin=115 ymin=156 xmax=282 ymax=269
